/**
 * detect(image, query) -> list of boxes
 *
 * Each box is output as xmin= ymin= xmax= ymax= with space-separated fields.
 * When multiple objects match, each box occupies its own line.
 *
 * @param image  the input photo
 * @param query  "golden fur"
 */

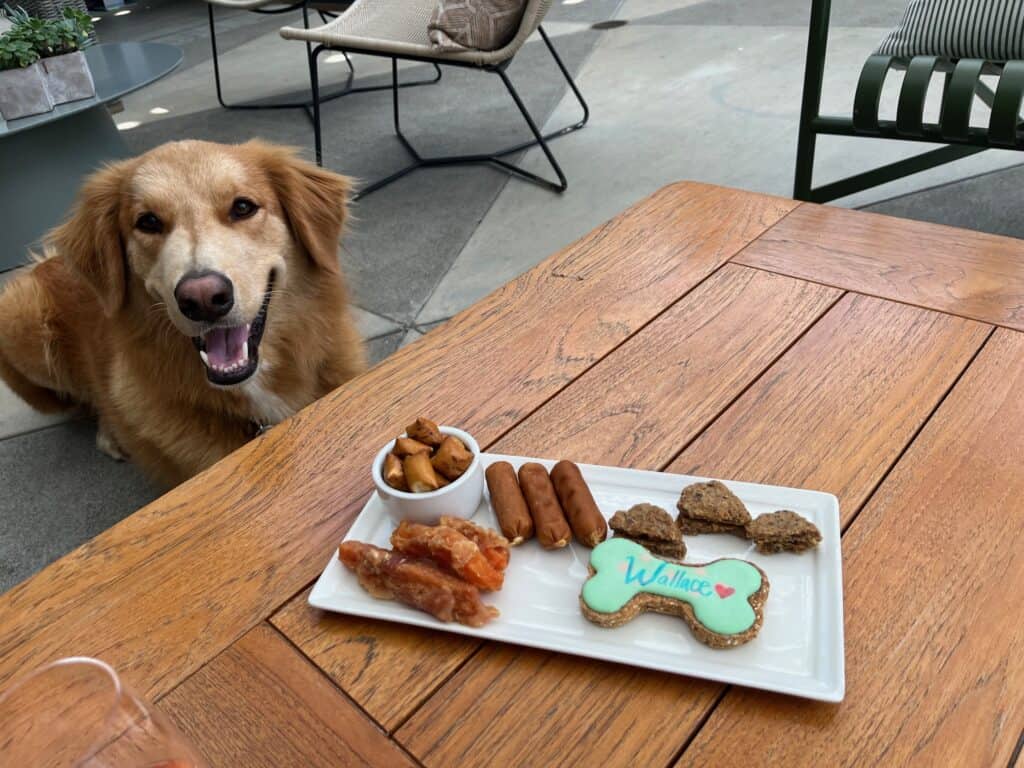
xmin=0 ymin=140 xmax=365 ymax=486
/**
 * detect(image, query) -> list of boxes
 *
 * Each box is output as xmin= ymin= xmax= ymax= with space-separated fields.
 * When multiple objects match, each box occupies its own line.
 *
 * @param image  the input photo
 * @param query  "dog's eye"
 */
xmin=135 ymin=212 xmax=163 ymax=234
xmin=230 ymin=198 xmax=259 ymax=221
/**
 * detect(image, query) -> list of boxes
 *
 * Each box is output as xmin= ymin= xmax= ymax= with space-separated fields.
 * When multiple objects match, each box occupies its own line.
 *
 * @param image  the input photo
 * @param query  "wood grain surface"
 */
xmin=0 ymin=183 xmax=795 ymax=702
xmin=394 ymin=295 xmax=991 ymax=768
xmin=679 ymin=329 xmax=1024 ymax=768
xmin=734 ymin=204 xmax=1024 ymax=329
xmin=158 ymin=624 xmax=417 ymax=768
xmin=672 ymin=294 xmax=990 ymax=519
xmin=272 ymin=264 xmax=839 ymax=730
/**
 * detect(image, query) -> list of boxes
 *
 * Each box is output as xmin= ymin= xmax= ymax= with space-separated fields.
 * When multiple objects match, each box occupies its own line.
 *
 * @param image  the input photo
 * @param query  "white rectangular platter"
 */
xmin=309 ymin=454 xmax=845 ymax=702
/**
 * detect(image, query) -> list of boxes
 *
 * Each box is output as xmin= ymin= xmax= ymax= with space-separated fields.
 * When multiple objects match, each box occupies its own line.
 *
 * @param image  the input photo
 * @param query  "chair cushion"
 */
xmin=428 ymin=0 xmax=527 ymax=52
xmin=876 ymin=0 xmax=1024 ymax=62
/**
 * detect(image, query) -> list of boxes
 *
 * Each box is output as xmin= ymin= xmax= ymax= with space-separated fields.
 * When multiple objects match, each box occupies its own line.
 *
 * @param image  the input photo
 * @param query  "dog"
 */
xmin=0 ymin=140 xmax=365 ymax=486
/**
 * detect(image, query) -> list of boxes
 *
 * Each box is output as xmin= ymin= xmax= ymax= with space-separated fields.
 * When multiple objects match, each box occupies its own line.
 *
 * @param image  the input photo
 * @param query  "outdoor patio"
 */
xmin=2 ymin=0 xmax=1023 ymax=592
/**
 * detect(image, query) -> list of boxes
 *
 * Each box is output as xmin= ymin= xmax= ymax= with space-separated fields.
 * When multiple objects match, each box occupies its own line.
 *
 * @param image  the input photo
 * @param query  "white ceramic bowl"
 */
xmin=372 ymin=425 xmax=484 ymax=526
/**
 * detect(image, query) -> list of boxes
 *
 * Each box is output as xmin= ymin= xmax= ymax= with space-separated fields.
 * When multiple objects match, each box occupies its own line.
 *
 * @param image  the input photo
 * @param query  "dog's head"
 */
xmin=49 ymin=139 xmax=351 ymax=386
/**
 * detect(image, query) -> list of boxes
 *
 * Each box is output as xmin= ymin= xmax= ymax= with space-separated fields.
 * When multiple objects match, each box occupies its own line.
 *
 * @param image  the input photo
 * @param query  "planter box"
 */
xmin=0 ymin=62 xmax=54 ymax=121
xmin=40 ymin=51 xmax=95 ymax=105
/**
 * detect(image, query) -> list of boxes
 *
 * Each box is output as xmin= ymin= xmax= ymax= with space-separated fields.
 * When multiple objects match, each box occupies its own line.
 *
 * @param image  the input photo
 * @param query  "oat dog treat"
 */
xmin=609 ymin=503 xmax=685 ymax=559
xmin=550 ymin=460 xmax=607 ymax=548
xmin=393 ymin=437 xmax=432 ymax=458
xmin=383 ymin=453 xmax=408 ymax=492
xmin=580 ymin=538 xmax=768 ymax=648
xmin=745 ymin=510 xmax=821 ymax=554
xmin=518 ymin=462 xmax=572 ymax=549
xmin=485 ymin=462 xmax=534 ymax=545
xmin=676 ymin=480 xmax=750 ymax=537
xmin=406 ymin=417 xmax=443 ymax=447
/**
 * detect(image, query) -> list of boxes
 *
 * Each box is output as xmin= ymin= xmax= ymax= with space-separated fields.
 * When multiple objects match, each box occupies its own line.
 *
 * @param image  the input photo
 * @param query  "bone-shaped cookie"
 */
xmin=580 ymin=537 xmax=769 ymax=648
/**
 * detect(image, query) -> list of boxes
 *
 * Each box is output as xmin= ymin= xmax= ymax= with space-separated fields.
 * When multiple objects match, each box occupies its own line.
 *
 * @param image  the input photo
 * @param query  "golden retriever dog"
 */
xmin=0 ymin=140 xmax=365 ymax=486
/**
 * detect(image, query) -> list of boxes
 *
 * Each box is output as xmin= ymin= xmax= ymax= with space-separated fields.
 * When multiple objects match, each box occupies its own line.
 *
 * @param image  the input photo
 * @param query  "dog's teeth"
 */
xmin=199 ymin=350 xmax=209 ymax=367
xmin=242 ymin=341 xmax=249 ymax=361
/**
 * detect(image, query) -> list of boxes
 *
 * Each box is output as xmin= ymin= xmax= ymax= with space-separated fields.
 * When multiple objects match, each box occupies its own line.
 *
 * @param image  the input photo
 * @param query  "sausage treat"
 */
xmin=484 ymin=462 xmax=534 ymax=545
xmin=518 ymin=462 xmax=571 ymax=549
xmin=550 ymin=460 xmax=607 ymax=548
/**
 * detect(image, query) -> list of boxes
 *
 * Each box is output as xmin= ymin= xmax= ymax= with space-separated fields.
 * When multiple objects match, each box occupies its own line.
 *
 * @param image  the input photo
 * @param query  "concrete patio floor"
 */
xmin=3 ymin=0 xmax=1023 ymax=591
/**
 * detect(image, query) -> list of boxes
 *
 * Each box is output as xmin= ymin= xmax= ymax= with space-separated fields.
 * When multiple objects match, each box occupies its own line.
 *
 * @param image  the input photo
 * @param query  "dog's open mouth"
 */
xmin=192 ymin=277 xmax=273 ymax=386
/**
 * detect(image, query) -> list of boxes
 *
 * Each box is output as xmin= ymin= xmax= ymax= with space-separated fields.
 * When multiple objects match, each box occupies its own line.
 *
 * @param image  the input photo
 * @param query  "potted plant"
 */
xmin=4 ymin=6 xmax=95 ymax=105
xmin=0 ymin=21 xmax=51 ymax=120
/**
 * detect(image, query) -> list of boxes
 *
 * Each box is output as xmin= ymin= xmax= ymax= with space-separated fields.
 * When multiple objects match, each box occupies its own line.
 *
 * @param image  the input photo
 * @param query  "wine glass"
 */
xmin=0 ymin=656 xmax=205 ymax=768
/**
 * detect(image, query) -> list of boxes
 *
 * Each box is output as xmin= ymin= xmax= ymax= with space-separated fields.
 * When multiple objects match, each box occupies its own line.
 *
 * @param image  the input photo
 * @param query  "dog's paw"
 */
xmin=96 ymin=429 xmax=127 ymax=462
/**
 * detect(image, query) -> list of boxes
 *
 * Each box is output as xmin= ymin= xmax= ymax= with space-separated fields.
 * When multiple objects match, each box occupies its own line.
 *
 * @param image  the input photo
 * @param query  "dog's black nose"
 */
xmin=174 ymin=271 xmax=234 ymax=322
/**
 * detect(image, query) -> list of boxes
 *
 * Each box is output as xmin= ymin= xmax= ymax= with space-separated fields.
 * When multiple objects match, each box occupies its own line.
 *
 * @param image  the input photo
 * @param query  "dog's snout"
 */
xmin=174 ymin=271 xmax=234 ymax=322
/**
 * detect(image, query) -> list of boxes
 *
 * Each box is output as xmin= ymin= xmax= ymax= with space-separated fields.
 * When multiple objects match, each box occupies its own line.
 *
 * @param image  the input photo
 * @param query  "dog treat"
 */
xmin=518 ymin=462 xmax=572 ymax=549
xmin=676 ymin=480 xmax=751 ymax=529
xmin=580 ymin=538 xmax=768 ymax=648
xmin=440 ymin=516 xmax=511 ymax=571
xmin=338 ymin=541 xmax=498 ymax=627
xmin=609 ymin=503 xmax=686 ymax=559
xmin=745 ymin=510 xmax=822 ymax=554
xmin=383 ymin=453 xmax=408 ymax=492
xmin=676 ymin=518 xmax=747 ymax=537
xmin=393 ymin=437 xmax=432 ymax=458
xmin=550 ymin=460 xmax=607 ymax=548
xmin=406 ymin=417 xmax=443 ymax=447
xmin=485 ymin=462 xmax=534 ymax=545
xmin=391 ymin=521 xmax=504 ymax=591
xmin=431 ymin=435 xmax=474 ymax=481
xmin=403 ymin=453 xmax=441 ymax=493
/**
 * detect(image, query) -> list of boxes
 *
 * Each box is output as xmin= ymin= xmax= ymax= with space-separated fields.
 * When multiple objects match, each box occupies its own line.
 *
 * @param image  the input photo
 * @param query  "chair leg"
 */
xmin=351 ymin=29 xmax=588 ymax=199
xmin=794 ymin=0 xmax=833 ymax=200
xmin=309 ymin=44 xmax=324 ymax=166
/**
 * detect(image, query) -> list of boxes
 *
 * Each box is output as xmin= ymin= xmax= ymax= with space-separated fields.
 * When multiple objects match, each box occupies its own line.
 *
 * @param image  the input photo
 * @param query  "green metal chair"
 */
xmin=794 ymin=0 xmax=1024 ymax=202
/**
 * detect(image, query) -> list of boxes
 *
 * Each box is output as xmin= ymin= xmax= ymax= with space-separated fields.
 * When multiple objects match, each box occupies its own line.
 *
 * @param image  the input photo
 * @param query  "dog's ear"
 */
xmin=48 ymin=160 xmax=131 ymax=317
xmin=254 ymin=142 xmax=352 ymax=274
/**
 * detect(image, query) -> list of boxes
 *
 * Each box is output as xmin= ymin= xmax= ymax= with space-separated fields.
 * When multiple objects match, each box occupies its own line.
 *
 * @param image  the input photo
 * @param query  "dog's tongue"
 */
xmin=204 ymin=325 xmax=249 ymax=368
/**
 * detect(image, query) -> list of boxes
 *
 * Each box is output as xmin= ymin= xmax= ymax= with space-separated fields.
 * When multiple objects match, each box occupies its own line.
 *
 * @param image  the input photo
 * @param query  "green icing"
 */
xmin=581 ymin=538 xmax=764 ymax=636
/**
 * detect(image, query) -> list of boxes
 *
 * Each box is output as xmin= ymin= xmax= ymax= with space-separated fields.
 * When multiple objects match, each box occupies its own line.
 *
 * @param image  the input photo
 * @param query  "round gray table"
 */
xmin=0 ymin=42 xmax=182 ymax=271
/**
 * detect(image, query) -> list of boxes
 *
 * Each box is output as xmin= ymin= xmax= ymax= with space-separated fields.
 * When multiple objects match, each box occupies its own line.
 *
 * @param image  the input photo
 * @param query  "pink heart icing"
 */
xmin=714 ymin=583 xmax=735 ymax=599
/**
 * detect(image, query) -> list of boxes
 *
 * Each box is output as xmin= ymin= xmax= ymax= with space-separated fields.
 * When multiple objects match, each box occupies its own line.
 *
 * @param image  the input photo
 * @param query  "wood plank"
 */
xmin=271 ymin=265 xmax=839 ymax=730
xmin=679 ymin=328 xmax=1024 ymax=768
xmin=671 ymin=294 xmax=991 ymax=519
xmin=158 ymin=624 xmax=417 ymax=768
xmin=395 ymin=296 xmax=990 ymax=768
xmin=734 ymin=204 xmax=1024 ymax=330
xmin=0 ymin=183 xmax=796 ymax=702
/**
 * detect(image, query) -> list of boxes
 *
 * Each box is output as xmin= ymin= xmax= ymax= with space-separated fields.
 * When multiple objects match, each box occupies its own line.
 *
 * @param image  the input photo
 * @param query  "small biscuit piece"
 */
xmin=580 ymin=538 xmax=768 ymax=648
xmin=485 ymin=462 xmax=533 ymax=545
xmin=432 ymin=435 xmax=474 ymax=480
xmin=745 ymin=510 xmax=822 ymax=554
xmin=406 ymin=417 xmax=443 ymax=447
xmin=550 ymin=460 xmax=607 ymax=547
xmin=676 ymin=480 xmax=751 ymax=527
xmin=609 ymin=503 xmax=679 ymax=541
xmin=518 ymin=462 xmax=572 ymax=549
xmin=677 ymin=518 xmax=747 ymax=537
xmin=393 ymin=437 xmax=432 ymax=458
xmin=403 ymin=452 xmax=441 ymax=493
xmin=383 ymin=453 xmax=408 ymax=491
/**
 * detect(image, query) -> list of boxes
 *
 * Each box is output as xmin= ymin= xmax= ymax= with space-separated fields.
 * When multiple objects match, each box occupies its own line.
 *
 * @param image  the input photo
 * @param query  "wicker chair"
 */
xmin=204 ymin=0 xmax=441 ymax=116
xmin=19 ymin=0 xmax=89 ymax=18
xmin=280 ymin=0 xmax=589 ymax=197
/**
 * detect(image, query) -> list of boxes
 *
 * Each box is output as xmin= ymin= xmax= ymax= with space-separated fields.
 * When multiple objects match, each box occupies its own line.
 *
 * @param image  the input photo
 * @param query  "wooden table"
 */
xmin=1 ymin=183 xmax=1022 ymax=767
